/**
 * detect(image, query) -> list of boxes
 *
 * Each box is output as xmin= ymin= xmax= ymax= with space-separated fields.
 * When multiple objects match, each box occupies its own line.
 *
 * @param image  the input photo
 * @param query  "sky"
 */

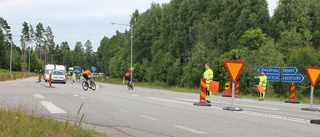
xmin=0 ymin=0 xmax=278 ymax=51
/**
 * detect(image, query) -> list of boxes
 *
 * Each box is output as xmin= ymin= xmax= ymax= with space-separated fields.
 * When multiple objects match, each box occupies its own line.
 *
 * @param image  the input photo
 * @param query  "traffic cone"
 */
xmin=46 ymin=74 xmax=55 ymax=88
xmin=285 ymin=83 xmax=299 ymax=103
xmin=194 ymin=78 xmax=211 ymax=106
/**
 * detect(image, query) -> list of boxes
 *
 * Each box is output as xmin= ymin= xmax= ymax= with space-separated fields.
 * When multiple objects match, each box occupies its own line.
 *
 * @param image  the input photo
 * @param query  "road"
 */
xmin=0 ymin=77 xmax=320 ymax=137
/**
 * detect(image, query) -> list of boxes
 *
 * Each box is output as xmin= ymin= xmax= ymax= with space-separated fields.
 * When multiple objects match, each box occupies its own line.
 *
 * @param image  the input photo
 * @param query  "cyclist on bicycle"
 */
xmin=125 ymin=71 xmax=132 ymax=89
xmin=82 ymin=69 xmax=93 ymax=88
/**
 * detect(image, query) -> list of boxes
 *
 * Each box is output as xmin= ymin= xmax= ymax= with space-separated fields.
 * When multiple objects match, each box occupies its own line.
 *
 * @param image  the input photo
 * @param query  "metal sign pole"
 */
xmin=231 ymin=82 xmax=235 ymax=108
xmin=310 ymin=86 xmax=314 ymax=108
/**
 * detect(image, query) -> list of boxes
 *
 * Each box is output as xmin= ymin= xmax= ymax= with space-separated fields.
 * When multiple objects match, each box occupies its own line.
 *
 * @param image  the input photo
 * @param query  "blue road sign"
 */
xmin=91 ymin=66 xmax=96 ymax=72
xmin=282 ymin=67 xmax=298 ymax=75
xmin=282 ymin=74 xmax=304 ymax=83
xmin=257 ymin=66 xmax=280 ymax=74
xmin=266 ymin=74 xmax=280 ymax=82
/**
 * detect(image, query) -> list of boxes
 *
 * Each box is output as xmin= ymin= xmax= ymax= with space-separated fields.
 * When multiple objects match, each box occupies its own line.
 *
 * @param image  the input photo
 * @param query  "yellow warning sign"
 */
xmin=130 ymin=67 xmax=134 ymax=71
xmin=306 ymin=66 xmax=320 ymax=87
xmin=224 ymin=61 xmax=245 ymax=83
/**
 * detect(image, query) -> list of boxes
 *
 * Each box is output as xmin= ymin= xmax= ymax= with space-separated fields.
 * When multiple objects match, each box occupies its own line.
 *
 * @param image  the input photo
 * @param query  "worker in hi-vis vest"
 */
xmin=254 ymin=71 xmax=268 ymax=98
xmin=203 ymin=63 xmax=214 ymax=103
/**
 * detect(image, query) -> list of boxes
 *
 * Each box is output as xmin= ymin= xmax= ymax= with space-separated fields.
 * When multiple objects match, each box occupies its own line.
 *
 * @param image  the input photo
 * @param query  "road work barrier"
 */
xmin=1 ymin=74 xmax=4 ymax=81
xmin=14 ymin=74 xmax=16 ymax=80
xmin=193 ymin=78 xmax=211 ymax=106
xmin=20 ymin=74 xmax=22 ymax=79
xmin=222 ymin=82 xmax=231 ymax=97
xmin=235 ymin=82 xmax=239 ymax=98
xmin=285 ymin=83 xmax=299 ymax=103
xmin=46 ymin=74 xmax=55 ymax=88
xmin=38 ymin=74 xmax=42 ymax=82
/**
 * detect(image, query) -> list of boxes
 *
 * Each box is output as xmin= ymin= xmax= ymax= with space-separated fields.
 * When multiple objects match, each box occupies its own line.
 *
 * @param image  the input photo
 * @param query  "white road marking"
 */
xmin=237 ymin=111 xmax=310 ymax=123
xmin=40 ymin=101 xmax=66 ymax=114
xmin=175 ymin=98 xmax=279 ymax=110
xmin=80 ymin=97 xmax=87 ymax=99
xmin=139 ymin=115 xmax=159 ymax=121
xmin=120 ymin=109 xmax=130 ymax=113
xmin=73 ymin=95 xmax=79 ymax=97
xmin=33 ymin=94 xmax=45 ymax=99
xmin=89 ymin=100 xmax=95 ymax=102
xmin=148 ymin=97 xmax=190 ymax=105
xmin=132 ymin=94 xmax=138 ymax=97
xmin=174 ymin=126 xmax=208 ymax=134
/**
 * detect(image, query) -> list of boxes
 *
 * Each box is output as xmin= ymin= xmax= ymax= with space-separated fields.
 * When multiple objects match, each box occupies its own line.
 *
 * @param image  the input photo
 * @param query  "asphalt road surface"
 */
xmin=1 ymin=77 xmax=320 ymax=137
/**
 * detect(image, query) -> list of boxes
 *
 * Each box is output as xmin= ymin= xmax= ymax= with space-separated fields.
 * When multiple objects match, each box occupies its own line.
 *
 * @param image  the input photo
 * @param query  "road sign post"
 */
xmin=302 ymin=66 xmax=320 ymax=112
xmin=223 ymin=60 xmax=244 ymax=111
xmin=91 ymin=66 xmax=96 ymax=73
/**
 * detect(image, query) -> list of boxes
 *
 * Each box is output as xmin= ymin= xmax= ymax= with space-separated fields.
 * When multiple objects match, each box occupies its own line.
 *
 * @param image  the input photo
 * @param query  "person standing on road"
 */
xmin=203 ymin=63 xmax=214 ymax=103
xmin=72 ymin=71 xmax=76 ymax=84
xmin=254 ymin=71 xmax=267 ymax=99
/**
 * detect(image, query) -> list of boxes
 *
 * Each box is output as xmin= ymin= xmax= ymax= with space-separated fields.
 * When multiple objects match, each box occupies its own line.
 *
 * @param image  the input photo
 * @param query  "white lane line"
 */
xmin=175 ymin=98 xmax=279 ymax=111
xmin=80 ymin=97 xmax=87 ymax=99
xmin=40 ymin=101 xmax=66 ymax=114
xmin=132 ymin=94 xmax=138 ymax=97
xmin=148 ymin=97 xmax=190 ymax=105
xmin=33 ymin=94 xmax=45 ymax=99
xmin=139 ymin=115 xmax=159 ymax=121
xmin=120 ymin=109 xmax=130 ymax=113
xmin=174 ymin=126 xmax=208 ymax=135
xmin=237 ymin=111 xmax=310 ymax=123
xmin=73 ymin=95 xmax=79 ymax=97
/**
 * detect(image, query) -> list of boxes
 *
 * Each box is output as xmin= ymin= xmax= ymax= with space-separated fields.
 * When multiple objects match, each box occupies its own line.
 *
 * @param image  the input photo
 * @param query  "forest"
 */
xmin=1 ymin=0 xmax=320 ymax=98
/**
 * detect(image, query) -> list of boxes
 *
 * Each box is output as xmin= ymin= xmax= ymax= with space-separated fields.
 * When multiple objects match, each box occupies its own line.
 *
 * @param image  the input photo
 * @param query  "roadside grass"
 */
xmin=0 ymin=101 xmax=107 ymax=137
xmin=94 ymin=76 xmax=320 ymax=105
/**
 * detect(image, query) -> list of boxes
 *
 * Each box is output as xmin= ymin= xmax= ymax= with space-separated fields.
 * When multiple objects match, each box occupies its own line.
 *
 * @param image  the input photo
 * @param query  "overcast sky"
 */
xmin=0 ymin=0 xmax=278 ymax=51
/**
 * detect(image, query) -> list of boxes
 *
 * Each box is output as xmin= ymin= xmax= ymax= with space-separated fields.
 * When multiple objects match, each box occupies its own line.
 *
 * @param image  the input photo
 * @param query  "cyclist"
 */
xmin=82 ymin=69 xmax=93 ymax=88
xmin=124 ymin=71 xmax=133 ymax=89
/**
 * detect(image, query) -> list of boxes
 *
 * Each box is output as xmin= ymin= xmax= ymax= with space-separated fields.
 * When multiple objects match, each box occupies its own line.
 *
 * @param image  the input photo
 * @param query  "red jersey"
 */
xmin=125 ymin=72 xmax=131 ymax=77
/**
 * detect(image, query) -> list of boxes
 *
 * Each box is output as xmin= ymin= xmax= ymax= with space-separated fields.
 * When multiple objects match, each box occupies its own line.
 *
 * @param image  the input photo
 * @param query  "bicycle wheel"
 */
xmin=91 ymin=81 xmax=96 ymax=91
xmin=82 ymin=81 xmax=88 ymax=91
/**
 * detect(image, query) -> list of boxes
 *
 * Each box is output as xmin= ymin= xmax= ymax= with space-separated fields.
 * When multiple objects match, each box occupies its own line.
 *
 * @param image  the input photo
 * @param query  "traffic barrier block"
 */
xmin=222 ymin=82 xmax=231 ymax=97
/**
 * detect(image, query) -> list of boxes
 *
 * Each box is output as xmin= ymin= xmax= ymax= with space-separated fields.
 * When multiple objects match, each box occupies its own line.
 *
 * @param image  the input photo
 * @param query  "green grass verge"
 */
xmin=94 ymin=76 xmax=320 ymax=104
xmin=0 ymin=103 xmax=106 ymax=137
xmin=0 ymin=69 xmax=38 ymax=81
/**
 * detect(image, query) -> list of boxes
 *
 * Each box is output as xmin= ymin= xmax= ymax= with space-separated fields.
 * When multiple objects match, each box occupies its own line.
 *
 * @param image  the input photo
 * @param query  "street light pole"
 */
xmin=9 ymin=42 xmax=12 ymax=78
xmin=28 ymin=44 xmax=31 ymax=74
xmin=111 ymin=23 xmax=133 ymax=82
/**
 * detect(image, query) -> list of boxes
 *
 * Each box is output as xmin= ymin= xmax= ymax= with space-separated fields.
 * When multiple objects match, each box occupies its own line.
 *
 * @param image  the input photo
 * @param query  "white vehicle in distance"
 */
xmin=50 ymin=70 xmax=66 ymax=84
xmin=44 ymin=64 xmax=66 ymax=82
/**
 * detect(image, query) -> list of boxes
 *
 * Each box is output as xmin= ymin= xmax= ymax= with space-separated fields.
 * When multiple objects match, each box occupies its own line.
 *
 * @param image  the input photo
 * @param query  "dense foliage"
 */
xmin=97 ymin=0 xmax=320 ymax=97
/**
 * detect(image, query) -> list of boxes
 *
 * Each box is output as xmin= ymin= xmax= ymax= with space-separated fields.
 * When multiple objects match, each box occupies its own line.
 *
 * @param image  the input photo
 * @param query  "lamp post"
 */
xmin=111 ymin=23 xmax=133 ymax=82
xmin=9 ymin=41 xmax=12 ymax=78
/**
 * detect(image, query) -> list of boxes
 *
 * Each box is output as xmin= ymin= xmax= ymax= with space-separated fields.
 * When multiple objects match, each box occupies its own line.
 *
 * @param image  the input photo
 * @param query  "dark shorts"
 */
xmin=83 ymin=74 xmax=89 ymax=80
xmin=125 ymin=76 xmax=131 ymax=81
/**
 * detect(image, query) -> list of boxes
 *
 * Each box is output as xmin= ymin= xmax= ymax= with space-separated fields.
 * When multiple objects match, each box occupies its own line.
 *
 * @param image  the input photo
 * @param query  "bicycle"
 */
xmin=82 ymin=78 xmax=96 ymax=91
xmin=127 ymin=80 xmax=133 ymax=90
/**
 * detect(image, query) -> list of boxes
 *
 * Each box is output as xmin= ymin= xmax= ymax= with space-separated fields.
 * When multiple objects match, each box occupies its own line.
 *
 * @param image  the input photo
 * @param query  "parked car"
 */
xmin=50 ymin=70 xmax=66 ymax=84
